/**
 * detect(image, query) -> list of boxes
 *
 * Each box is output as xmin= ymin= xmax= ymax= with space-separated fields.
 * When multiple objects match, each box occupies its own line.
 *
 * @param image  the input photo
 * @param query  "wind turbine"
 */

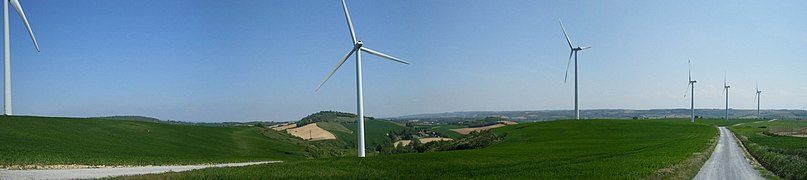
xmin=559 ymin=20 xmax=590 ymax=120
xmin=684 ymin=60 xmax=696 ymax=123
xmin=754 ymin=83 xmax=762 ymax=119
xmin=3 ymin=0 xmax=39 ymax=115
xmin=723 ymin=74 xmax=730 ymax=120
xmin=316 ymin=0 xmax=409 ymax=158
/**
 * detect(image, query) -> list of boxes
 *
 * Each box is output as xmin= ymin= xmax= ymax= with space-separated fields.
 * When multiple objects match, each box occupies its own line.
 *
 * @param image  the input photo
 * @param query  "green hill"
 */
xmin=0 ymin=116 xmax=305 ymax=167
xmin=340 ymin=119 xmax=407 ymax=146
xmin=294 ymin=111 xmax=408 ymax=149
xmin=96 ymin=115 xmax=161 ymax=122
xmin=130 ymin=119 xmax=718 ymax=179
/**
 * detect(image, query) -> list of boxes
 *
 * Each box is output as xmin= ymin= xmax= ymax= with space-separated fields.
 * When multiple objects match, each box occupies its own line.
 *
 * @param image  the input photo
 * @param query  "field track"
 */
xmin=0 ymin=161 xmax=278 ymax=179
xmin=694 ymin=127 xmax=762 ymax=180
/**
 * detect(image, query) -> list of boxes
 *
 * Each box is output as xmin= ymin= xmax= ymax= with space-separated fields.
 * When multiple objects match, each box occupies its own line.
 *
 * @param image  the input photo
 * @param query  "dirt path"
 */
xmin=0 ymin=161 xmax=278 ymax=180
xmin=693 ymin=127 xmax=762 ymax=180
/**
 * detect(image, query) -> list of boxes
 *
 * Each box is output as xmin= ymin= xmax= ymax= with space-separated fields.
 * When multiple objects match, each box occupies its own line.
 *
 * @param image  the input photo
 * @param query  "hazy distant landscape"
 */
xmin=391 ymin=109 xmax=807 ymax=122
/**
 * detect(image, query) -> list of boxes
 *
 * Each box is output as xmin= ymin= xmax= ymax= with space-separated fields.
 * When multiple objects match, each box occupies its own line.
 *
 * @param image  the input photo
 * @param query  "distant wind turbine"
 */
xmin=684 ymin=60 xmax=696 ymax=123
xmin=723 ymin=74 xmax=730 ymax=120
xmin=316 ymin=0 xmax=409 ymax=158
xmin=3 ymin=0 xmax=40 ymax=115
xmin=754 ymin=83 xmax=762 ymax=119
xmin=559 ymin=20 xmax=590 ymax=120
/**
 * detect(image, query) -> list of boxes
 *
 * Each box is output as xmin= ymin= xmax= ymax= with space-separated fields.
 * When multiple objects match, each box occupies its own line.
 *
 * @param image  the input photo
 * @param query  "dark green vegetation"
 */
xmin=729 ymin=120 xmax=807 ymax=179
xmin=0 ymin=116 xmax=306 ymax=167
xmin=296 ymin=111 xmax=363 ymax=126
xmin=125 ymin=119 xmax=716 ymax=179
xmin=462 ymin=116 xmax=507 ymax=128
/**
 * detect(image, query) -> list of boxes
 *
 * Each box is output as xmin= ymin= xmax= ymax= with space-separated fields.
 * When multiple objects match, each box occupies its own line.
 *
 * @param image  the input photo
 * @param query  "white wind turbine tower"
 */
xmin=684 ymin=60 xmax=696 ymax=123
xmin=723 ymin=74 xmax=730 ymax=120
xmin=754 ymin=83 xmax=762 ymax=119
xmin=3 ymin=0 xmax=39 ymax=115
xmin=316 ymin=0 xmax=409 ymax=158
xmin=559 ymin=20 xmax=590 ymax=120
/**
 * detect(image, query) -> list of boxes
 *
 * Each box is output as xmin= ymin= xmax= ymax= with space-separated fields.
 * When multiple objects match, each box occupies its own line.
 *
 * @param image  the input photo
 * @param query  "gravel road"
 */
xmin=694 ymin=127 xmax=762 ymax=180
xmin=0 ymin=161 xmax=279 ymax=180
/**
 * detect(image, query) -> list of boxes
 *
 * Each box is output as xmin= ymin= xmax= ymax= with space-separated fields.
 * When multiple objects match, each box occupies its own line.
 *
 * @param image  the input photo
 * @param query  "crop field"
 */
xmin=689 ymin=118 xmax=761 ymax=126
xmin=430 ymin=124 xmax=466 ymax=139
xmin=341 ymin=119 xmax=407 ymax=146
xmin=0 ymin=116 xmax=305 ymax=167
xmin=123 ymin=119 xmax=716 ymax=179
xmin=729 ymin=120 xmax=807 ymax=179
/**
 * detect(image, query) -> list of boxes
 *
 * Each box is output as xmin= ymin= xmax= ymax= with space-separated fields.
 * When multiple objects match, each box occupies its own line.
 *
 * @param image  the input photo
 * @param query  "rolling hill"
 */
xmin=290 ymin=111 xmax=408 ymax=148
xmin=127 ymin=119 xmax=719 ymax=179
xmin=0 ymin=116 xmax=306 ymax=167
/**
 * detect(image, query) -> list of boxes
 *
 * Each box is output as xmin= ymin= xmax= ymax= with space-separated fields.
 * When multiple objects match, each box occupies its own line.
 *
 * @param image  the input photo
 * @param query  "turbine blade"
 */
xmin=564 ymin=51 xmax=573 ymax=83
xmin=684 ymin=83 xmax=690 ymax=98
xmin=316 ymin=48 xmax=358 ymax=91
xmin=688 ymin=60 xmax=692 ymax=82
xmin=341 ymin=0 xmax=358 ymax=44
xmin=9 ymin=0 xmax=39 ymax=52
xmin=360 ymin=47 xmax=409 ymax=64
xmin=559 ymin=20 xmax=574 ymax=49
xmin=723 ymin=73 xmax=727 ymax=87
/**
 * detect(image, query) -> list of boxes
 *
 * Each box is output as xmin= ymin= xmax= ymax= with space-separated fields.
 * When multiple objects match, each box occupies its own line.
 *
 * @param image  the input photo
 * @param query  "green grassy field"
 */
xmin=0 ymin=116 xmax=305 ymax=167
xmin=427 ymin=124 xmax=465 ymax=139
xmin=729 ymin=120 xmax=807 ymax=179
xmin=340 ymin=119 xmax=407 ymax=146
xmin=124 ymin=119 xmax=716 ymax=179
xmin=690 ymin=118 xmax=761 ymax=127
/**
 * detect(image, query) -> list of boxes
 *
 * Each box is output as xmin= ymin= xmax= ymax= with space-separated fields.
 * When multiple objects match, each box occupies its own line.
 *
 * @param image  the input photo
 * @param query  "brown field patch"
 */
xmin=450 ymin=124 xmax=506 ymax=135
xmin=286 ymin=123 xmax=336 ymax=141
xmin=271 ymin=123 xmax=297 ymax=131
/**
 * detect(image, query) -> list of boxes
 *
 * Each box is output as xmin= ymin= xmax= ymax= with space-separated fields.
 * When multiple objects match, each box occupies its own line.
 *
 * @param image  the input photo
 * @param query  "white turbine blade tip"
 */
xmin=9 ymin=0 xmax=39 ymax=52
xmin=361 ymin=47 xmax=409 ymax=64
xmin=559 ymin=20 xmax=574 ymax=49
xmin=316 ymin=48 xmax=357 ymax=91
xmin=341 ymin=0 xmax=358 ymax=44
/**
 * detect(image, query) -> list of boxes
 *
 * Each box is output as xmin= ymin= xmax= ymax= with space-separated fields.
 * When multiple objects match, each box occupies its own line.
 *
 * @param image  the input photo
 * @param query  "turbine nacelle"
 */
xmin=354 ymin=41 xmax=363 ymax=48
xmin=690 ymin=80 xmax=697 ymax=84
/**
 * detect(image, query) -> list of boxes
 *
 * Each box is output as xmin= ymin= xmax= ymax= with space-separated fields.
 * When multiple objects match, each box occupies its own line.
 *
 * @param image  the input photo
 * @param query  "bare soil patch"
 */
xmin=286 ymin=123 xmax=336 ymax=141
xmin=451 ymin=124 xmax=506 ymax=135
xmin=393 ymin=138 xmax=453 ymax=147
xmin=271 ymin=123 xmax=297 ymax=131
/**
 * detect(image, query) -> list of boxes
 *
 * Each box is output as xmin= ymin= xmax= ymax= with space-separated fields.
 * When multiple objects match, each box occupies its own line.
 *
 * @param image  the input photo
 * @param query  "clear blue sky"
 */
xmin=8 ymin=0 xmax=807 ymax=122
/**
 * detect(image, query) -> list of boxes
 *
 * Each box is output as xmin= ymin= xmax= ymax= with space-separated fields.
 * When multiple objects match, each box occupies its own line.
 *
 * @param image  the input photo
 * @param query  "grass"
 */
xmin=690 ymin=118 xmax=761 ymax=127
xmin=0 ymin=116 xmax=306 ymax=167
xmin=728 ymin=120 xmax=807 ymax=179
xmin=428 ymin=124 xmax=466 ymax=139
xmin=123 ymin=119 xmax=716 ymax=179
xmin=341 ymin=119 xmax=407 ymax=146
